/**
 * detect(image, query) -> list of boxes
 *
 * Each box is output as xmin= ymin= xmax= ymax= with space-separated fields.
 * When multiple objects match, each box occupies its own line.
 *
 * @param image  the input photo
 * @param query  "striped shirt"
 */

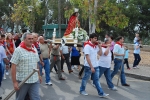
xmin=10 ymin=46 xmax=39 ymax=83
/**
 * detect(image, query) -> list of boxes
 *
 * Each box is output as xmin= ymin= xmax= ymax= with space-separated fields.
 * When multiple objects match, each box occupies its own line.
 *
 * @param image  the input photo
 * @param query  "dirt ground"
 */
xmin=128 ymin=50 xmax=150 ymax=67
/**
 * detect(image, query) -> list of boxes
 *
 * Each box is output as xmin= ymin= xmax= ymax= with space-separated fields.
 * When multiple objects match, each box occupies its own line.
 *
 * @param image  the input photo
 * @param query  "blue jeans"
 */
xmin=133 ymin=53 xmax=141 ymax=67
xmin=111 ymin=59 xmax=126 ymax=85
xmin=0 ymin=63 xmax=2 ymax=87
xmin=80 ymin=66 xmax=104 ymax=95
xmin=39 ymin=58 xmax=51 ymax=83
xmin=99 ymin=67 xmax=114 ymax=88
xmin=1 ymin=60 xmax=5 ymax=77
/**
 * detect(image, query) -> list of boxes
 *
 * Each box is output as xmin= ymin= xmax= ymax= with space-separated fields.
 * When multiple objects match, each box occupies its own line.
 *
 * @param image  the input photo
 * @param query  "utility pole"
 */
xmin=58 ymin=0 xmax=61 ymax=38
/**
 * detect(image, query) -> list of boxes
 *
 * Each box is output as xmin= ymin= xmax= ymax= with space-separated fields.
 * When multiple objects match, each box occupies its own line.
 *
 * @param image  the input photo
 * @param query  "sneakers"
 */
xmin=3 ymin=74 xmax=6 ymax=79
xmin=109 ymin=86 xmax=118 ymax=91
xmin=45 ymin=82 xmax=52 ymax=86
xmin=6 ymin=72 xmax=9 ymax=75
xmin=99 ymin=93 xmax=109 ymax=98
xmin=133 ymin=66 xmax=139 ymax=69
xmin=80 ymin=91 xmax=88 ymax=96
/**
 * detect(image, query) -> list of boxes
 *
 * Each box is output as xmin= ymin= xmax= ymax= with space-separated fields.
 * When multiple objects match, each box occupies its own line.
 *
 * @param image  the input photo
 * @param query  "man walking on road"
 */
xmin=60 ymin=45 xmax=73 ymax=73
xmin=0 ymin=35 xmax=10 ymax=100
xmin=39 ymin=36 xmax=52 ymax=85
xmin=79 ymin=33 xmax=109 ymax=98
xmin=10 ymin=33 xmax=42 ymax=100
xmin=111 ymin=36 xmax=130 ymax=86
xmin=50 ymin=44 xmax=65 ymax=80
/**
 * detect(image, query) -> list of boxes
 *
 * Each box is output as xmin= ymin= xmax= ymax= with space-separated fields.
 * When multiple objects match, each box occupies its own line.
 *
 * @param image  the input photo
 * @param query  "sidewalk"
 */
xmin=80 ymin=56 xmax=150 ymax=81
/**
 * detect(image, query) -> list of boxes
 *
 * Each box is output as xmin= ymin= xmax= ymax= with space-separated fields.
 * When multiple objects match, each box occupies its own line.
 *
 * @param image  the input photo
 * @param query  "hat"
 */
xmin=74 ymin=8 xmax=79 ymax=13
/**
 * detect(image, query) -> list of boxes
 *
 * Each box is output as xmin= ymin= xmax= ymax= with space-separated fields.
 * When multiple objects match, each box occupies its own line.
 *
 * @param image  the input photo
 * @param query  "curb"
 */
xmin=80 ymin=64 xmax=150 ymax=81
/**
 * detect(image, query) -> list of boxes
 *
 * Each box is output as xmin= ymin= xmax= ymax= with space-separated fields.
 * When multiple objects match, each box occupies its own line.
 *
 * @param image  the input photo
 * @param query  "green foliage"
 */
xmin=64 ymin=0 xmax=129 ymax=33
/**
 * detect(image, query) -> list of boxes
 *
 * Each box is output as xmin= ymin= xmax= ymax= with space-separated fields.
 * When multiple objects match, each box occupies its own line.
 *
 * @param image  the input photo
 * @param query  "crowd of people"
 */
xmin=0 ymin=31 xmax=142 ymax=99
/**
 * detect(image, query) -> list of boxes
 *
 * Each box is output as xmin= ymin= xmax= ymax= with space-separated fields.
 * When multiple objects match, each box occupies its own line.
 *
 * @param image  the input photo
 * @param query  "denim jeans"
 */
xmin=1 ymin=60 xmax=5 ymax=78
xmin=111 ymin=58 xmax=126 ymax=85
xmin=99 ymin=67 xmax=114 ymax=88
xmin=0 ymin=63 xmax=2 ymax=87
xmin=39 ymin=58 xmax=51 ymax=83
xmin=133 ymin=53 xmax=141 ymax=67
xmin=80 ymin=66 xmax=104 ymax=95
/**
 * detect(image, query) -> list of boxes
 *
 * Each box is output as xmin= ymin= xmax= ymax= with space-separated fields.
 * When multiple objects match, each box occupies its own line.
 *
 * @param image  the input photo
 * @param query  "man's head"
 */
xmin=89 ymin=33 xmax=98 ymax=43
xmin=116 ymin=36 xmax=124 ymax=43
xmin=22 ymin=32 xmax=33 ymax=47
xmin=135 ymin=33 xmax=139 ymax=37
xmin=1 ymin=34 xmax=5 ymax=41
xmin=105 ymin=34 xmax=110 ymax=38
xmin=104 ymin=38 xmax=111 ymax=44
xmin=32 ymin=33 xmax=39 ymax=42
xmin=38 ymin=36 xmax=45 ymax=44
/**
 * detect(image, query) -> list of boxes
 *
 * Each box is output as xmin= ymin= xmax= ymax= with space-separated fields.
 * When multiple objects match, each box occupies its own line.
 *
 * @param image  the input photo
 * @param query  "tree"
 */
xmin=11 ymin=0 xmax=44 ymax=32
xmin=117 ymin=0 xmax=150 ymax=44
xmin=64 ymin=0 xmax=129 ymax=35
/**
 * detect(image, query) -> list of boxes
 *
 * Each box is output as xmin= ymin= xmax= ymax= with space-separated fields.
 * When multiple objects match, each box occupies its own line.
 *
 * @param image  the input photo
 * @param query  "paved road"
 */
xmin=0 ymin=66 xmax=150 ymax=100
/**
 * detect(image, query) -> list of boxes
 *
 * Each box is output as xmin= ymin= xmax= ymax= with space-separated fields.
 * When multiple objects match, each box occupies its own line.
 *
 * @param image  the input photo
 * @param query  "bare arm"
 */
xmin=97 ymin=44 xmax=102 ymax=56
xmin=104 ymin=44 xmax=111 ymax=56
xmin=11 ymin=63 xmax=17 ymax=83
xmin=3 ymin=58 xmax=9 ymax=65
xmin=53 ymin=44 xmax=59 ymax=49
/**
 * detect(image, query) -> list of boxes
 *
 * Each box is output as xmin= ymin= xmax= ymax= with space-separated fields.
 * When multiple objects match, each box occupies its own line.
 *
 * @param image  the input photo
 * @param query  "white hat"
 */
xmin=74 ymin=8 xmax=79 ymax=12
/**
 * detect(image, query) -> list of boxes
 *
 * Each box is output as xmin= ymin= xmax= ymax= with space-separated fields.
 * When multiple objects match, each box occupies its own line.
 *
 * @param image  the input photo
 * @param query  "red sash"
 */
xmin=20 ymin=41 xmax=35 ymax=53
xmin=84 ymin=40 xmax=98 ymax=48
xmin=116 ymin=42 xmax=123 ymax=48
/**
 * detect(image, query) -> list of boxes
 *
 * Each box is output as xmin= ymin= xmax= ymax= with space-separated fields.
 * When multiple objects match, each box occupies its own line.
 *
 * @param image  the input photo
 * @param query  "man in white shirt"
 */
xmin=98 ymin=38 xmax=117 ymax=91
xmin=79 ymin=33 xmax=109 ymax=98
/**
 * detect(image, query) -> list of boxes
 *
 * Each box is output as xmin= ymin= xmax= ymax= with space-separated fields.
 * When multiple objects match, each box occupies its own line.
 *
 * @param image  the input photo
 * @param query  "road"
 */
xmin=0 ymin=66 xmax=150 ymax=100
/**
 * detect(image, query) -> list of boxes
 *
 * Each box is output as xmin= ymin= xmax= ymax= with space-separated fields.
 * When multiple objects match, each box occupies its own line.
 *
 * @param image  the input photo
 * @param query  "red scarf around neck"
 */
xmin=20 ymin=41 xmax=36 ymax=53
xmin=101 ymin=44 xmax=107 ymax=48
xmin=33 ymin=41 xmax=39 ymax=48
xmin=116 ymin=42 xmax=123 ymax=48
xmin=84 ymin=40 xmax=98 ymax=48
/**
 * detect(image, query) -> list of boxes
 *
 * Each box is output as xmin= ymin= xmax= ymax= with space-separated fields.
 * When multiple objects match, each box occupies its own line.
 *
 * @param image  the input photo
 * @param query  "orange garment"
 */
xmin=5 ymin=39 xmax=15 ymax=55
xmin=64 ymin=15 xmax=80 ymax=36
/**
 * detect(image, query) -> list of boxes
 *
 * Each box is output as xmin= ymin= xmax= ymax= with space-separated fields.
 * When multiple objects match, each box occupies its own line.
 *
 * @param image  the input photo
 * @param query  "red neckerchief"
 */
xmin=33 ymin=41 xmax=39 ymax=48
xmin=116 ymin=42 xmax=123 ymax=48
xmin=20 ymin=41 xmax=36 ymax=53
xmin=84 ymin=40 xmax=98 ymax=48
xmin=0 ymin=43 xmax=3 ymax=46
xmin=101 ymin=44 xmax=107 ymax=48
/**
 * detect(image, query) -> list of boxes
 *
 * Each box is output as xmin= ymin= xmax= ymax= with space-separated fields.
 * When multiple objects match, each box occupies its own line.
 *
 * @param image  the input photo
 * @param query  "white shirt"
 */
xmin=99 ymin=47 xmax=111 ymax=68
xmin=84 ymin=45 xmax=99 ymax=68
xmin=60 ymin=45 xmax=69 ymax=54
xmin=10 ymin=47 xmax=39 ymax=83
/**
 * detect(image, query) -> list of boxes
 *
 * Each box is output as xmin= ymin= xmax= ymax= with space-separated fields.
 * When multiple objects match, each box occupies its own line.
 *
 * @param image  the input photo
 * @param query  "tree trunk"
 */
xmin=89 ymin=0 xmax=98 ymax=34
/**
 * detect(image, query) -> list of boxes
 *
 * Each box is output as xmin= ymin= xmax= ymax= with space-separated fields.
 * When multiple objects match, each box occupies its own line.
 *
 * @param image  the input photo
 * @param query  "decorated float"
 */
xmin=51 ymin=8 xmax=89 ymax=46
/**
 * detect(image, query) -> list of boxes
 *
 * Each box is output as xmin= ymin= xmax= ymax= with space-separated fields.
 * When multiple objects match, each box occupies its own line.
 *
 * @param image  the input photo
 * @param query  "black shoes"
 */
xmin=122 ymin=83 xmax=130 ymax=86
